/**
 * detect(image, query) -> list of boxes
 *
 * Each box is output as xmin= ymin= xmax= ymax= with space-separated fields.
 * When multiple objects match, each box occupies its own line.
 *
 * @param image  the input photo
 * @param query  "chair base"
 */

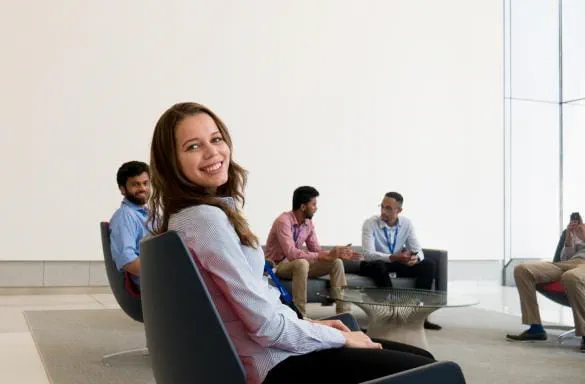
xmin=558 ymin=329 xmax=576 ymax=344
xmin=102 ymin=347 xmax=148 ymax=366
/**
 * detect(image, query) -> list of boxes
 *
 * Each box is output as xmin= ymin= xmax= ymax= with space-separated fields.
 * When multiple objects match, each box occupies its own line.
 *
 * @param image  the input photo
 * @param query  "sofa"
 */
xmin=270 ymin=246 xmax=448 ymax=303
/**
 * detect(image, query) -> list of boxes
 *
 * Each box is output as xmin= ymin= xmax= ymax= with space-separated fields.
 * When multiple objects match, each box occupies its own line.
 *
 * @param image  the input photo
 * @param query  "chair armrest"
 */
xmin=359 ymin=361 xmax=465 ymax=384
xmin=422 ymin=248 xmax=448 ymax=292
xmin=320 ymin=312 xmax=361 ymax=331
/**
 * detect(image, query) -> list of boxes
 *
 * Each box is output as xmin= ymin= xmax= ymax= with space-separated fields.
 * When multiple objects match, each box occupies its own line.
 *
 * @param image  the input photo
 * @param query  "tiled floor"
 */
xmin=0 ymin=282 xmax=575 ymax=383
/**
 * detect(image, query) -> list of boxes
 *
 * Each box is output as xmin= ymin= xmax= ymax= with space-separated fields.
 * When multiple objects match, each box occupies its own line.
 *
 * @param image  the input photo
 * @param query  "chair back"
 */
xmin=140 ymin=231 xmax=246 ymax=384
xmin=553 ymin=230 xmax=567 ymax=263
xmin=100 ymin=222 xmax=143 ymax=322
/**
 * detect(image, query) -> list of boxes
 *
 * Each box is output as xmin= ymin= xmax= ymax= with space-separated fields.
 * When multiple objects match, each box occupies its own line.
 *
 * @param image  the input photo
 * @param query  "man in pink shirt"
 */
xmin=265 ymin=186 xmax=358 ymax=316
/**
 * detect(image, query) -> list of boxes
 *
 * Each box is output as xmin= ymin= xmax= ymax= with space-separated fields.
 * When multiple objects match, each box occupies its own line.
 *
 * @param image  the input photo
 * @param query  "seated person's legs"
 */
xmin=263 ymin=340 xmax=436 ymax=384
xmin=308 ymin=258 xmax=352 ymax=314
xmin=359 ymin=260 xmax=392 ymax=287
xmin=383 ymin=258 xmax=436 ymax=290
xmin=364 ymin=259 xmax=436 ymax=290
xmin=376 ymin=338 xmax=435 ymax=360
xmin=560 ymin=267 xmax=585 ymax=352
xmin=360 ymin=259 xmax=442 ymax=330
xmin=385 ymin=259 xmax=441 ymax=330
xmin=506 ymin=261 xmax=564 ymax=341
xmin=412 ymin=259 xmax=436 ymax=290
xmin=276 ymin=259 xmax=310 ymax=315
xmin=321 ymin=312 xmax=436 ymax=358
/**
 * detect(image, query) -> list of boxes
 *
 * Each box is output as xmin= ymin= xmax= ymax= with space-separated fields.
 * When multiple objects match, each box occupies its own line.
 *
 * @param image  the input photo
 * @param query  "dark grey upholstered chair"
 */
xmin=101 ymin=222 xmax=143 ymax=322
xmin=140 ymin=231 xmax=466 ymax=384
xmin=536 ymin=230 xmax=576 ymax=341
xmin=99 ymin=222 xmax=147 ymax=363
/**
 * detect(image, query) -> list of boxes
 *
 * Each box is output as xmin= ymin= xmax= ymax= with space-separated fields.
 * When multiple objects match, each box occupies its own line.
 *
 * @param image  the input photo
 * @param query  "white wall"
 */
xmin=562 ymin=0 xmax=585 ymax=236
xmin=0 ymin=0 xmax=503 ymax=261
xmin=503 ymin=0 xmax=585 ymax=262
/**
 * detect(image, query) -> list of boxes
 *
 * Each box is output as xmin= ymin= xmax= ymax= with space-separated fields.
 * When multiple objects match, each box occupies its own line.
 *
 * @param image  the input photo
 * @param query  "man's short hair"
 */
xmin=384 ymin=191 xmax=404 ymax=205
xmin=292 ymin=186 xmax=320 ymax=210
xmin=116 ymin=161 xmax=149 ymax=188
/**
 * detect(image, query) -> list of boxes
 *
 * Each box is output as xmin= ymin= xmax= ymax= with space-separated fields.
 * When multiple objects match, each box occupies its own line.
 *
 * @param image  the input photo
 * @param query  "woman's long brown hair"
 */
xmin=148 ymin=102 xmax=258 ymax=248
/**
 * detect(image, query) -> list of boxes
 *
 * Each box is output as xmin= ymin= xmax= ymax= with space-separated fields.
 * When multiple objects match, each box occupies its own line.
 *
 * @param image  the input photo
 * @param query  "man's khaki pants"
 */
xmin=275 ymin=258 xmax=351 ymax=316
xmin=514 ymin=258 xmax=585 ymax=336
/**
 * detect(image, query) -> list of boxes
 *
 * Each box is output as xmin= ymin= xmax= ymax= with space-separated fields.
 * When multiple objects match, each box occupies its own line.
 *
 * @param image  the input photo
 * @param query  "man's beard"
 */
xmin=126 ymin=192 xmax=148 ymax=206
xmin=305 ymin=212 xmax=314 ymax=220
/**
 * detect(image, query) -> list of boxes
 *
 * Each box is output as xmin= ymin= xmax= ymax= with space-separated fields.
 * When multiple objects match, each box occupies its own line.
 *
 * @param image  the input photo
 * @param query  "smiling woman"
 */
xmin=175 ymin=113 xmax=231 ymax=192
xmin=146 ymin=102 xmax=437 ymax=384
xmin=148 ymin=102 xmax=258 ymax=248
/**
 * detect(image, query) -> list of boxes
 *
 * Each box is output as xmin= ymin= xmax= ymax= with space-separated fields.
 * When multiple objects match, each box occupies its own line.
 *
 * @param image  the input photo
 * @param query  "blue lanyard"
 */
xmin=292 ymin=225 xmax=300 ymax=243
xmin=263 ymin=260 xmax=303 ymax=319
xmin=263 ymin=261 xmax=293 ymax=304
xmin=383 ymin=226 xmax=399 ymax=253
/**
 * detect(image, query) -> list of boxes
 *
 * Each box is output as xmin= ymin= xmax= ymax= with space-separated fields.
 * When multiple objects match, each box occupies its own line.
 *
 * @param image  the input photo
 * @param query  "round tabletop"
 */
xmin=318 ymin=287 xmax=478 ymax=309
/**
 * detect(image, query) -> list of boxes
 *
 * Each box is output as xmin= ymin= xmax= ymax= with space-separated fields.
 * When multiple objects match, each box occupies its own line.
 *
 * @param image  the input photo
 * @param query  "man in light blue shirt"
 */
xmin=109 ymin=161 xmax=151 ymax=287
xmin=360 ymin=191 xmax=441 ymax=330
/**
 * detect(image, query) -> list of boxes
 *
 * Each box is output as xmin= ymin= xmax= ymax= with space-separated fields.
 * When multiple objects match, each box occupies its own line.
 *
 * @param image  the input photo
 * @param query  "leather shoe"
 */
xmin=580 ymin=337 xmax=585 ymax=353
xmin=321 ymin=299 xmax=335 ymax=307
xmin=424 ymin=320 xmax=442 ymax=330
xmin=506 ymin=330 xmax=547 ymax=341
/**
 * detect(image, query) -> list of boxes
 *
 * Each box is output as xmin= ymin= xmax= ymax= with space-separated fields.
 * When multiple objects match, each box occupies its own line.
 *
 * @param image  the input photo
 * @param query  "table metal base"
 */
xmin=355 ymin=303 xmax=439 ymax=350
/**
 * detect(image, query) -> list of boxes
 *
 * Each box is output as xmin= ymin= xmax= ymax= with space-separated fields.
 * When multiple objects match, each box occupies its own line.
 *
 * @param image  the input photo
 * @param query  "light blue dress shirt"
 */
xmin=109 ymin=199 xmax=150 ymax=285
xmin=361 ymin=215 xmax=424 ymax=262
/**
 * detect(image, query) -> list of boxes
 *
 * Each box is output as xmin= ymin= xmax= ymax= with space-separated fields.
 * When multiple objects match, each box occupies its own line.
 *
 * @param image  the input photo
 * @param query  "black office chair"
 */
xmin=99 ymin=221 xmax=147 ymax=364
xmin=140 ymin=230 xmax=466 ymax=384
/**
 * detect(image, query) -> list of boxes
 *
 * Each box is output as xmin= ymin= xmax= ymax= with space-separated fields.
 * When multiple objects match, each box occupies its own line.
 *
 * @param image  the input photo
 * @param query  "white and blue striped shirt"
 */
xmin=168 ymin=198 xmax=345 ymax=384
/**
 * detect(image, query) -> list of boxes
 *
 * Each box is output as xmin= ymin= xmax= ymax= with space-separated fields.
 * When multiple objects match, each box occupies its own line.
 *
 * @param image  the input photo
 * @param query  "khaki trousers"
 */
xmin=514 ymin=258 xmax=585 ymax=336
xmin=276 ymin=258 xmax=351 ymax=316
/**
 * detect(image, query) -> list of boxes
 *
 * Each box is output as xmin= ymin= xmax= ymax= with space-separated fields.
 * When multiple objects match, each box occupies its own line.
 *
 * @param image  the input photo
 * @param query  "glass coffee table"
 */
xmin=318 ymin=287 xmax=478 ymax=350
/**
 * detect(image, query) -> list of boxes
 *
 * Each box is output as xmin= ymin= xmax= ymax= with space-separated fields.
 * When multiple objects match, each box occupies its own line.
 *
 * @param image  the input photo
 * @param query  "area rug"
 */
xmin=25 ymin=307 xmax=583 ymax=384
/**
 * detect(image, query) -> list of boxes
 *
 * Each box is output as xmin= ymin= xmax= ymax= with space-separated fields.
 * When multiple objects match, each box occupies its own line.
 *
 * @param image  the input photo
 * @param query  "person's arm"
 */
xmin=274 ymin=218 xmax=320 ymax=261
xmin=304 ymin=226 xmax=354 ymax=261
xmin=123 ymin=259 xmax=141 ymax=276
xmin=304 ymin=226 xmax=321 ymax=253
xmin=109 ymin=213 xmax=141 ymax=275
xmin=575 ymin=224 xmax=585 ymax=242
xmin=562 ymin=228 xmax=576 ymax=260
xmin=404 ymin=220 xmax=424 ymax=262
xmin=361 ymin=219 xmax=390 ymax=261
xmin=179 ymin=206 xmax=345 ymax=352
xmin=565 ymin=232 xmax=573 ymax=247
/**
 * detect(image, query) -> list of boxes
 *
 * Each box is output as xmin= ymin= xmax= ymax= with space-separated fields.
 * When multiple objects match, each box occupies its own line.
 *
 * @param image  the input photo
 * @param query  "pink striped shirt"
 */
xmin=264 ymin=211 xmax=322 ymax=263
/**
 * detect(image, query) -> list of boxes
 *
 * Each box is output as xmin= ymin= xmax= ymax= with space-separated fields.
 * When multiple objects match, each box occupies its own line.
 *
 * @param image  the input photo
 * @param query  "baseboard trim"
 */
xmin=0 ymin=261 xmax=107 ymax=287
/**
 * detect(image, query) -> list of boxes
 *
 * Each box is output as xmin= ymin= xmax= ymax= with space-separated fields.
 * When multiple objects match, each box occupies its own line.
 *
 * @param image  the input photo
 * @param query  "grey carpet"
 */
xmin=25 ymin=307 xmax=583 ymax=384
xmin=25 ymin=309 xmax=153 ymax=384
xmin=426 ymin=308 xmax=583 ymax=384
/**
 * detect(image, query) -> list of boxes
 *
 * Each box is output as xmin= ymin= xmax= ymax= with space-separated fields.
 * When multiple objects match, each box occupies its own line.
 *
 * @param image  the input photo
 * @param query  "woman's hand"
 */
xmin=342 ymin=331 xmax=382 ymax=349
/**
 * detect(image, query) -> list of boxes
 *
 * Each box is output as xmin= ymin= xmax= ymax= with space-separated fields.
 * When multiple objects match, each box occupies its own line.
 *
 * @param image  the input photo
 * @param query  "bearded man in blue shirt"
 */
xmin=109 ymin=161 xmax=151 ymax=288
